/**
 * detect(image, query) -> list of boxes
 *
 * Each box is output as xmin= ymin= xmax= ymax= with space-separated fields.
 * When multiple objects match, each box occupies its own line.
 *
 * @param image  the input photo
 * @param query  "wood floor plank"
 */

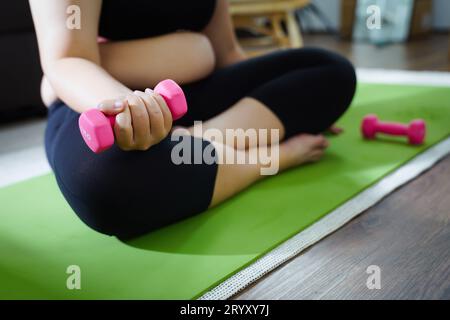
xmin=290 ymin=33 xmax=450 ymax=71
xmin=234 ymin=156 xmax=450 ymax=300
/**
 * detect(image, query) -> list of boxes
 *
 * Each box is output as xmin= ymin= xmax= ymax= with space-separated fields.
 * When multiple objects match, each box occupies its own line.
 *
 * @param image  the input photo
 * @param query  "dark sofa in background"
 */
xmin=0 ymin=0 xmax=45 ymax=122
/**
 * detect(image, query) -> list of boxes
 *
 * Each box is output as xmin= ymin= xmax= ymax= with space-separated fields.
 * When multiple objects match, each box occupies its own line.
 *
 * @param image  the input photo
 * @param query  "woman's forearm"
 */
xmin=46 ymin=57 xmax=132 ymax=113
xmin=203 ymin=0 xmax=247 ymax=69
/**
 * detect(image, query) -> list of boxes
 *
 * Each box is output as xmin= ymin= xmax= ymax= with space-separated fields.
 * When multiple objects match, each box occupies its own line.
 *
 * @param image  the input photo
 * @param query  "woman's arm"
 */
xmin=30 ymin=0 xmax=131 ymax=113
xmin=30 ymin=0 xmax=173 ymax=151
xmin=203 ymin=0 xmax=247 ymax=68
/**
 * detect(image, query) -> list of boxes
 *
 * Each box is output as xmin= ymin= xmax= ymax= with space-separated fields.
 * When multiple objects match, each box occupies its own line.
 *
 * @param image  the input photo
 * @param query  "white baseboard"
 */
xmin=357 ymin=68 xmax=450 ymax=87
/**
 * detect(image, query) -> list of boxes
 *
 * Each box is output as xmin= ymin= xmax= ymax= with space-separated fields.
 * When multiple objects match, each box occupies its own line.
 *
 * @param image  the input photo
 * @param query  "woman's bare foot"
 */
xmin=208 ymin=133 xmax=329 ymax=207
xmin=279 ymin=134 xmax=329 ymax=171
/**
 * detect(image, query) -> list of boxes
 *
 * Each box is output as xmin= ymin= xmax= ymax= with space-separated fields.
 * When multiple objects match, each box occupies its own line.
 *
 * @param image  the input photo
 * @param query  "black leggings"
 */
xmin=45 ymin=48 xmax=356 ymax=239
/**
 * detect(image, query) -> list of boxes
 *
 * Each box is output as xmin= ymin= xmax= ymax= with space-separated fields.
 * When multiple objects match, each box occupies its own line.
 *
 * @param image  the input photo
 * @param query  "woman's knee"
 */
xmin=310 ymin=48 xmax=357 ymax=115
xmin=286 ymin=48 xmax=356 ymax=133
xmin=300 ymin=47 xmax=356 ymax=88
xmin=331 ymin=55 xmax=357 ymax=97
xmin=330 ymin=56 xmax=357 ymax=115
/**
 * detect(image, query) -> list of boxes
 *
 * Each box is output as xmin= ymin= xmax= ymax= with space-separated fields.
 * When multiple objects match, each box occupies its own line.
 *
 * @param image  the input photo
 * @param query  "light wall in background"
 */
xmin=307 ymin=0 xmax=340 ymax=31
xmin=432 ymin=0 xmax=450 ymax=30
xmin=306 ymin=0 xmax=450 ymax=31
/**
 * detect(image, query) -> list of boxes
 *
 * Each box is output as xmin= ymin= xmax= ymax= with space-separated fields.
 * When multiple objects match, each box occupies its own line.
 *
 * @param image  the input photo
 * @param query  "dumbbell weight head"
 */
xmin=78 ymin=79 xmax=187 ymax=153
xmin=361 ymin=114 xmax=379 ymax=139
xmin=79 ymin=109 xmax=115 ymax=153
xmin=408 ymin=120 xmax=426 ymax=145
xmin=154 ymin=80 xmax=187 ymax=121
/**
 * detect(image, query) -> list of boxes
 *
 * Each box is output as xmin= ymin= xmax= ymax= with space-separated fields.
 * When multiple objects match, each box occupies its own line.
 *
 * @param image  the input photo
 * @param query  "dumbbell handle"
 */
xmin=375 ymin=122 xmax=409 ymax=136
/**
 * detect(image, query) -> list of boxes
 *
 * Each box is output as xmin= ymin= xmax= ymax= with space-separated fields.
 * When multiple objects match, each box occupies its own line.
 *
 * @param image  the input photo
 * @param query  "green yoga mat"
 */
xmin=1 ymin=83 xmax=449 ymax=299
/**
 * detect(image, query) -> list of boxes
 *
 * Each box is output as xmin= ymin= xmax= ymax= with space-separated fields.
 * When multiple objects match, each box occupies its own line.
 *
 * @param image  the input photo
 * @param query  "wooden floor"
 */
xmin=236 ymin=156 xmax=450 ymax=300
xmin=245 ymin=33 xmax=450 ymax=71
xmin=234 ymin=33 xmax=450 ymax=300
xmin=302 ymin=33 xmax=450 ymax=72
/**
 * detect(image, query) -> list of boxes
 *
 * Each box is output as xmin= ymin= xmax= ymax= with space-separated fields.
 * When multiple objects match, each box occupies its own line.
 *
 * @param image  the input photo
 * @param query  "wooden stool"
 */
xmin=229 ymin=0 xmax=310 ymax=52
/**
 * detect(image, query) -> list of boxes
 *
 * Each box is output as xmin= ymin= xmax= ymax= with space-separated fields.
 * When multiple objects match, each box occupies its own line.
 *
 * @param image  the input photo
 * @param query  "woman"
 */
xmin=29 ymin=0 xmax=356 ymax=239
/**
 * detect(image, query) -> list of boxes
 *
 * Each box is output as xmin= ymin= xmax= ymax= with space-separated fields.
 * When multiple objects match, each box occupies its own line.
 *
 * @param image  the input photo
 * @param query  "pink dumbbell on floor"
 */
xmin=361 ymin=114 xmax=426 ymax=145
xmin=79 ymin=79 xmax=188 ymax=153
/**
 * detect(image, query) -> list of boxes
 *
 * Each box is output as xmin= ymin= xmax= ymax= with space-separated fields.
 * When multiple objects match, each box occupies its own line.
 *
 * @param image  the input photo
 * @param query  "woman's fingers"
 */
xmin=114 ymin=105 xmax=133 ymax=150
xmin=126 ymin=93 xmax=152 ymax=150
xmin=105 ymin=89 xmax=174 ymax=151
xmin=134 ymin=90 xmax=166 ymax=142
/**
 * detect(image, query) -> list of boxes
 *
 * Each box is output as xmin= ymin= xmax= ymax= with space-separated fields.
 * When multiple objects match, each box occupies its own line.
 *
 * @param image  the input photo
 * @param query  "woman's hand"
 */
xmin=97 ymin=89 xmax=173 ymax=151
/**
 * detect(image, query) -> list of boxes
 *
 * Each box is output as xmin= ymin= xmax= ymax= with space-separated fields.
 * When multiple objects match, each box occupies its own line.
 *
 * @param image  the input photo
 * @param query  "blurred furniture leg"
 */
xmin=229 ymin=0 xmax=309 ymax=53
xmin=286 ymin=10 xmax=302 ymax=47
xmin=339 ymin=0 xmax=357 ymax=39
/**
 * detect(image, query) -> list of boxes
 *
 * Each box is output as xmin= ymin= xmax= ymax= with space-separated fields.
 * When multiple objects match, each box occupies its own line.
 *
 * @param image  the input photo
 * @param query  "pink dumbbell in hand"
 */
xmin=79 ymin=79 xmax=187 ymax=153
xmin=361 ymin=114 xmax=426 ymax=145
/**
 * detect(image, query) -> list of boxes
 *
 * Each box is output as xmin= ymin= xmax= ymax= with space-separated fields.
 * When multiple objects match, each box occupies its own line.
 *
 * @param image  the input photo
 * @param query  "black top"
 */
xmin=99 ymin=0 xmax=217 ymax=40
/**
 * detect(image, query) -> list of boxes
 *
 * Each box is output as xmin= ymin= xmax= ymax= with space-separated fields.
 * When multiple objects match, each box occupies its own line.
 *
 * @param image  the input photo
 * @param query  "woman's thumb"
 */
xmin=97 ymin=98 xmax=126 ymax=115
